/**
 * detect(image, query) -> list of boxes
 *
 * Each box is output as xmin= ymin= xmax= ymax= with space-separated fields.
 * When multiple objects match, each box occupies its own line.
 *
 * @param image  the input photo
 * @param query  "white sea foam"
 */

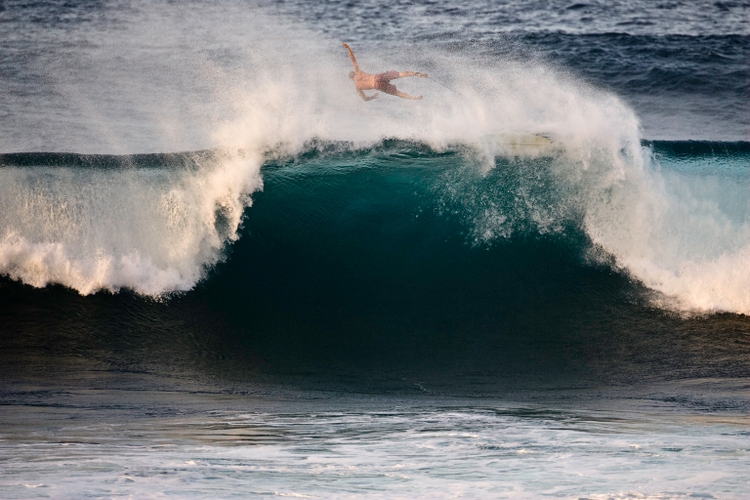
xmin=581 ymin=153 xmax=750 ymax=314
xmin=1 ymin=400 xmax=747 ymax=499
xmin=0 ymin=153 xmax=261 ymax=296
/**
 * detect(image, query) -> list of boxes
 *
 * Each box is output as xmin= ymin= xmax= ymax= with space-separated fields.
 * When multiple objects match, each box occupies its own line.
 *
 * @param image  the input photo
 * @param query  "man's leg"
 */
xmin=388 ymin=89 xmax=422 ymax=100
xmin=396 ymin=71 xmax=428 ymax=79
xmin=378 ymin=81 xmax=423 ymax=99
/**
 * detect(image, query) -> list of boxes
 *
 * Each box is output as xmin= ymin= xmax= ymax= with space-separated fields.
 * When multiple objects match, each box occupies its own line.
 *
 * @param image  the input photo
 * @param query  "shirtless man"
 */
xmin=342 ymin=43 xmax=427 ymax=101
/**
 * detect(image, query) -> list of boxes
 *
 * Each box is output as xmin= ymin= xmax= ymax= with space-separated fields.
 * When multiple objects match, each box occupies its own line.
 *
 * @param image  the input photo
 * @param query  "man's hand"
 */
xmin=366 ymin=93 xmax=380 ymax=101
xmin=416 ymin=72 xmax=428 ymax=78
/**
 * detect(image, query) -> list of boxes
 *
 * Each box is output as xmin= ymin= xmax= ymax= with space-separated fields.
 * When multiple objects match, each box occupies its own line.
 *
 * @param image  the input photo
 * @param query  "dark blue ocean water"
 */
xmin=0 ymin=1 xmax=749 ymax=498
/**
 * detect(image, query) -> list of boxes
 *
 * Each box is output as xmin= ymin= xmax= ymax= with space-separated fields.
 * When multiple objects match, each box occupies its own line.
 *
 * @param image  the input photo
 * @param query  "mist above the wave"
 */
xmin=0 ymin=0 xmax=645 ymax=165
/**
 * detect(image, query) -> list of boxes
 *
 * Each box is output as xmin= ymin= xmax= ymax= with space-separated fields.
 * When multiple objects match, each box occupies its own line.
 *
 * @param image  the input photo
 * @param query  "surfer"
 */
xmin=342 ymin=43 xmax=427 ymax=101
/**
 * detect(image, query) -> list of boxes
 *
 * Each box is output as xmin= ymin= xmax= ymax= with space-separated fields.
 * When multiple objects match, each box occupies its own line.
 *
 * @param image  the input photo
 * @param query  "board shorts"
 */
xmin=374 ymin=71 xmax=400 ymax=93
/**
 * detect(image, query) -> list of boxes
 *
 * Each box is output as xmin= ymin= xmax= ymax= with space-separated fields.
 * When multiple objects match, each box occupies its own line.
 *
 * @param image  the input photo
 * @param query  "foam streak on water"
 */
xmin=1 ymin=395 xmax=748 ymax=500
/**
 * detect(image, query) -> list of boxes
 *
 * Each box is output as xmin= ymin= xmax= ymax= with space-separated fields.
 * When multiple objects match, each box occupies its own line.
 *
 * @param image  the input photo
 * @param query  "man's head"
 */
xmin=349 ymin=71 xmax=355 ymax=79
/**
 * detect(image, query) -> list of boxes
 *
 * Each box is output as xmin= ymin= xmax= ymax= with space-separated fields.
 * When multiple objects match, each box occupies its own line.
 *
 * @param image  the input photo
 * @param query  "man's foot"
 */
xmin=415 ymin=95 xmax=423 ymax=100
xmin=416 ymin=72 xmax=428 ymax=78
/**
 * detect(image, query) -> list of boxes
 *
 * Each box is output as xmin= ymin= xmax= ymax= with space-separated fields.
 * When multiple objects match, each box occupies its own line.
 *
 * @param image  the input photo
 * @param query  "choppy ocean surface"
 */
xmin=1 ymin=0 xmax=749 ymax=498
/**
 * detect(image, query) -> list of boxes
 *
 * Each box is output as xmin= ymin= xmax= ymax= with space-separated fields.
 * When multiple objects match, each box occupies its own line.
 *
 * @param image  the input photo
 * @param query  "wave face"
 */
xmin=212 ymin=140 xmax=750 ymax=317
xmin=2 ymin=140 xmax=749 ymax=319
xmin=3 ymin=141 xmax=750 ymax=392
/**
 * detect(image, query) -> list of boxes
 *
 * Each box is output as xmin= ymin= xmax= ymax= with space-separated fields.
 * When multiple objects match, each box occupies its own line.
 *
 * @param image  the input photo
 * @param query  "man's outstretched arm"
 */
xmin=342 ymin=43 xmax=360 ymax=72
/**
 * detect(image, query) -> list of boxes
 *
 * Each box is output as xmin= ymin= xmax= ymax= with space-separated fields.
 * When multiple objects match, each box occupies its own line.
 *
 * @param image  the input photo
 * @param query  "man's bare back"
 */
xmin=342 ymin=43 xmax=427 ymax=101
